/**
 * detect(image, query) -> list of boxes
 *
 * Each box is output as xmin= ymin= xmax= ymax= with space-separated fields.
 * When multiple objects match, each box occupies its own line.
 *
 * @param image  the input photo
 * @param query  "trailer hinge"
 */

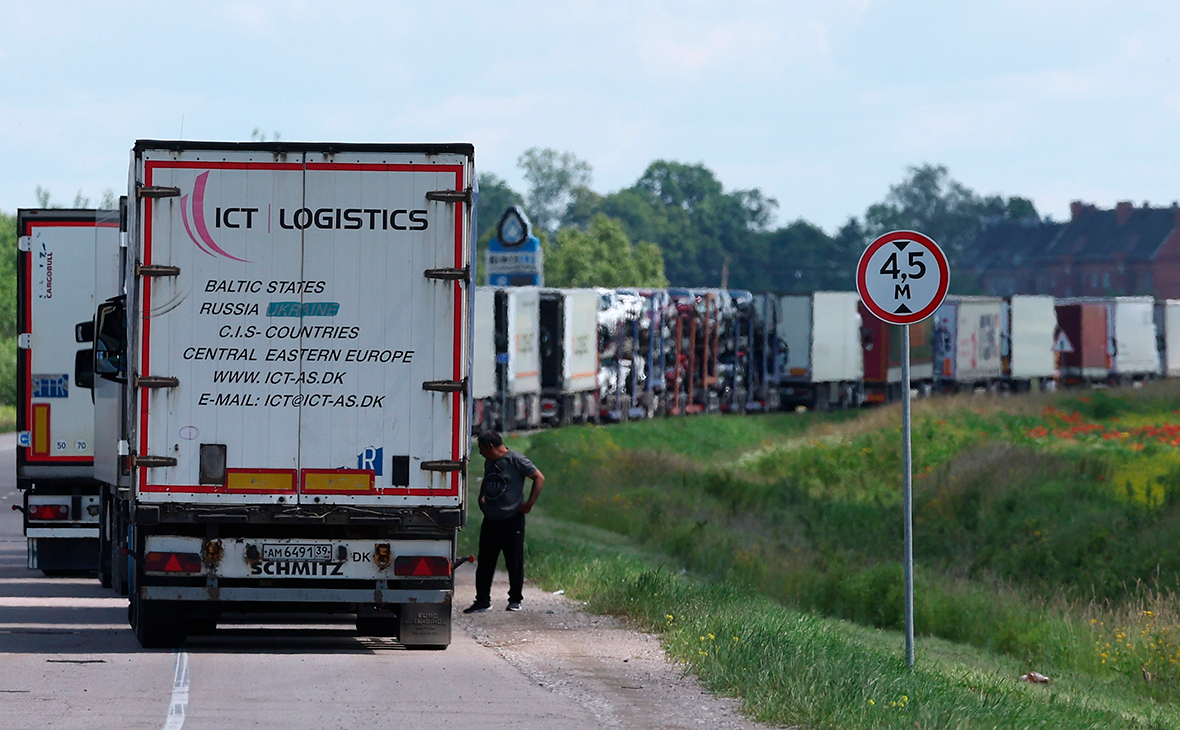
xmin=422 ymin=378 xmax=466 ymax=393
xmin=137 ymin=264 xmax=180 ymax=277
xmin=17 ymin=334 xmax=31 ymax=350
xmin=425 ymin=188 xmax=472 ymax=204
xmin=17 ymin=236 xmax=30 ymax=252
xmin=423 ymin=266 xmax=470 ymax=282
xmin=420 ymin=459 xmax=467 ymax=473
xmin=133 ymin=455 xmax=178 ymax=468
xmin=137 ymin=185 xmax=181 ymax=199
xmin=136 ymin=375 xmax=180 ymax=389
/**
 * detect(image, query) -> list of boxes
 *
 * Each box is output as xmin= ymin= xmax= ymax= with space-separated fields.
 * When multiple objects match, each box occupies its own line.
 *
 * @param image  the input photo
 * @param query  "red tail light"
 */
xmin=28 ymin=504 xmax=69 ymax=520
xmin=393 ymin=555 xmax=452 ymax=577
xmin=144 ymin=551 xmax=203 ymax=574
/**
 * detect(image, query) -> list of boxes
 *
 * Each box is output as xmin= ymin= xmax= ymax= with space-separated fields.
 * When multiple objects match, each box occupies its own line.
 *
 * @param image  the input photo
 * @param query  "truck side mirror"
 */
xmin=75 ymin=320 xmax=95 ymax=343
xmin=75 ymin=348 xmax=94 ymax=390
xmin=94 ymin=300 xmax=127 ymax=383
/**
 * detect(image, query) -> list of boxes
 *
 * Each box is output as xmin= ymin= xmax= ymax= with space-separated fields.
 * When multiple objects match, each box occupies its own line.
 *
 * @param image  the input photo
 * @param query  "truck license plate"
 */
xmin=262 ymin=543 xmax=333 ymax=562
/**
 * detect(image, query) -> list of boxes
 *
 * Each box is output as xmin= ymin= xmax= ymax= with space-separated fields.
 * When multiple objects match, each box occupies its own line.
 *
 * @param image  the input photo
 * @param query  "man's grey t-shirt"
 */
xmin=480 ymin=450 xmax=536 ymax=521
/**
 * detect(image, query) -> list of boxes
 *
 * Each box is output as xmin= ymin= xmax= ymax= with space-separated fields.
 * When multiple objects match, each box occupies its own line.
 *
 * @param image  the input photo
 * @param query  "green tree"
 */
xmin=864 ymin=164 xmax=1040 ymax=266
xmin=517 ymin=147 xmax=592 ymax=234
xmin=474 ymin=173 xmax=527 ymax=285
xmin=475 ymin=172 xmax=525 ymax=244
xmin=544 ymin=214 xmax=667 ymax=288
xmin=0 ymin=211 xmax=17 ymax=405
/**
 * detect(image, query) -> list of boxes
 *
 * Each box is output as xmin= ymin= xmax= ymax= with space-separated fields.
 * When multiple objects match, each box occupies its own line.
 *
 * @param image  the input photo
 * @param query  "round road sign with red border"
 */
xmin=856 ymin=230 xmax=949 ymax=325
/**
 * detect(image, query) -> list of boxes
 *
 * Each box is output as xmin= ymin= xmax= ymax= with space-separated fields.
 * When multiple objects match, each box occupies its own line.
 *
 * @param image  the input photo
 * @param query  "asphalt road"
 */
xmin=0 ymin=434 xmax=608 ymax=730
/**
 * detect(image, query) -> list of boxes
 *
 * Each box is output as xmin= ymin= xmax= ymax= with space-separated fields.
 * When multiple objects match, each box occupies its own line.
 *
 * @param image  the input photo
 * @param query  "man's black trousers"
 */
xmin=475 ymin=512 xmax=525 ymax=605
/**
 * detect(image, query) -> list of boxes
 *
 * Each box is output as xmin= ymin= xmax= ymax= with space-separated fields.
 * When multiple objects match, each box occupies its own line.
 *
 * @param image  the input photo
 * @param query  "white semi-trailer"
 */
xmin=16 ymin=209 xmax=120 ymax=574
xmin=933 ymin=296 xmax=1004 ymax=391
xmin=1003 ymin=295 xmax=1056 ymax=390
xmin=538 ymin=288 xmax=599 ymax=425
xmin=97 ymin=140 xmax=473 ymax=648
xmin=777 ymin=291 xmax=863 ymax=410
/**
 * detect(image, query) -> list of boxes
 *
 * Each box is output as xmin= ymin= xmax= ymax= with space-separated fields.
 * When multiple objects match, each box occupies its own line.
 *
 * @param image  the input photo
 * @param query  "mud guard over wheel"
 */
xmin=398 ymin=601 xmax=451 ymax=649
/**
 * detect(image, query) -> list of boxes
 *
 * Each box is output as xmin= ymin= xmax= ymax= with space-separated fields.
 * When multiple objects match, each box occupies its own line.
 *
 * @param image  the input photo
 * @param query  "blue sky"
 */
xmin=3 ymin=1 xmax=1178 ymax=232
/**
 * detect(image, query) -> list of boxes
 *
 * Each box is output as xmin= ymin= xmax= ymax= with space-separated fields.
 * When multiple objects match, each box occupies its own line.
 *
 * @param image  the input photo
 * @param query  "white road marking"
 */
xmin=0 ymin=623 xmax=126 ymax=630
xmin=0 ymin=597 xmax=126 ymax=607
xmin=162 ymin=652 xmax=189 ymax=730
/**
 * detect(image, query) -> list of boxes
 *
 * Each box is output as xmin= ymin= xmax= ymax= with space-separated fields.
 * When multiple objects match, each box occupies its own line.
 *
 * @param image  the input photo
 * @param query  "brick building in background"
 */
xmin=964 ymin=201 xmax=1180 ymax=299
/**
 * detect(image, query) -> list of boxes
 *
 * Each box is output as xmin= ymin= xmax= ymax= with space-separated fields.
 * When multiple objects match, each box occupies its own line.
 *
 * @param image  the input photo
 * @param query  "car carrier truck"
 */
xmin=96 ymin=140 xmax=474 ymax=648
xmin=16 ymin=209 xmax=120 ymax=574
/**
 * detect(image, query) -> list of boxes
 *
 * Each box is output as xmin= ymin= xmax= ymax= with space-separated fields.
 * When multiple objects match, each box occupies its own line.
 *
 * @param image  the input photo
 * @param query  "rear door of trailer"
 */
xmin=134 ymin=145 xmax=470 ymax=508
xmin=18 ymin=210 xmax=114 ymax=476
xmin=563 ymin=288 xmax=599 ymax=393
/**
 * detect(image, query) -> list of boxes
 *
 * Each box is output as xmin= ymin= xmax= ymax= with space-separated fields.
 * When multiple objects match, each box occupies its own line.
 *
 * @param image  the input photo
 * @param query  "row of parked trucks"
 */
xmin=468 ymin=288 xmax=1173 ymax=429
xmin=14 ymin=140 xmax=1179 ymax=650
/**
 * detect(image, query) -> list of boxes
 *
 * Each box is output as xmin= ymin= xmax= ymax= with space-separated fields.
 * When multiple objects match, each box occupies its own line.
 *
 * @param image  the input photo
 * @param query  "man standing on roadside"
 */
xmin=464 ymin=430 xmax=545 ymax=614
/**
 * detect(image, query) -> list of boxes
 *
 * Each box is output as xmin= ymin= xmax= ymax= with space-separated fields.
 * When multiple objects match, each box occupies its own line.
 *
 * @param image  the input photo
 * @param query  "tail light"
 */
xmin=143 ymin=551 xmax=203 ymax=574
xmin=394 ymin=555 xmax=452 ymax=577
xmin=28 ymin=504 xmax=69 ymax=520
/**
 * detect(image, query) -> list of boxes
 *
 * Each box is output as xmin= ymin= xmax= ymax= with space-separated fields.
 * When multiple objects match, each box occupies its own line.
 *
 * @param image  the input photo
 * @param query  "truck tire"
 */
xmin=133 ymin=595 xmax=187 ymax=649
xmin=356 ymin=616 xmax=399 ymax=637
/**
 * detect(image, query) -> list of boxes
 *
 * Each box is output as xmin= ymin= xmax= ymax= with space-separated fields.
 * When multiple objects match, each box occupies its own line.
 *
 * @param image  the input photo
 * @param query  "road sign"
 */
xmin=856 ymin=230 xmax=949 ymax=325
xmin=486 ymin=206 xmax=544 ymax=287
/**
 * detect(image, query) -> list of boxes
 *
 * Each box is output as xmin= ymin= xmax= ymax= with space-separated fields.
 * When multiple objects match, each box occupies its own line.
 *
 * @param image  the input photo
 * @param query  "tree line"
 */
xmin=478 ymin=149 xmax=1040 ymax=293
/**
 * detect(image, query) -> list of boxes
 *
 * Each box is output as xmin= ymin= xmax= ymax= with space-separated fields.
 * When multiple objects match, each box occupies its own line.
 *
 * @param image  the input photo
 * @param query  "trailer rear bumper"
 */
xmin=140 ymin=586 xmax=452 ymax=604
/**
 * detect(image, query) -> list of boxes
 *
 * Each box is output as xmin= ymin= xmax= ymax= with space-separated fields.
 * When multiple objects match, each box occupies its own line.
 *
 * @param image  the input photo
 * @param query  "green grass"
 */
xmin=492 ymin=383 xmax=1180 ymax=716
xmin=515 ymin=513 xmax=1180 ymax=729
xmin=0 ymin=404 xmax=16 ymax=433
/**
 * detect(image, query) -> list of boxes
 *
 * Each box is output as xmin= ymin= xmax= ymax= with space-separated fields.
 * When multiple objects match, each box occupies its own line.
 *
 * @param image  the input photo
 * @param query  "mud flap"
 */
xmin=399 ymin=598 xmax=451 ymax=647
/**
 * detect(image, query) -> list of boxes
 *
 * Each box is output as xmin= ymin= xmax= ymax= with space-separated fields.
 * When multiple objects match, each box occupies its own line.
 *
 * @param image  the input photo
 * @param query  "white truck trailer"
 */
xmin=777 ymin=291 xmax=863 ymax=410
xmin=538 ymin=288 xmax=599 ymax=425
xmin=490 ymin=286 xmax=541 ymax=430
xmin=471 ymin=287 xmax=498 ymax=432
xmin=16 ymin=209 xmax=120 ymax=574
xmin=96 ymin=140 xmax=474 ymax=648
xmin=933 ymin=296 xmax=1004 ymax=391
xmin=1003 ymin=295 xmax=1056 ymax=390
xmin=1110 ymin=296 xmax=1160 ymax=380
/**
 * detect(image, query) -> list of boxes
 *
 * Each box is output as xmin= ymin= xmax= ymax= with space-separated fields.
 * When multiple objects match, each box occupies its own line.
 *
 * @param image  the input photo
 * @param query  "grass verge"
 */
xmin=520 ymin=513 xmax=1180 ymax=729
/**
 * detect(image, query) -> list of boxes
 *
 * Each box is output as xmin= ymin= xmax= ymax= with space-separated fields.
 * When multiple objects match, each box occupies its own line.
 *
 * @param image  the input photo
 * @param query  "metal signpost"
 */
xmin=855 ymin=230 xmax=949 ymax=668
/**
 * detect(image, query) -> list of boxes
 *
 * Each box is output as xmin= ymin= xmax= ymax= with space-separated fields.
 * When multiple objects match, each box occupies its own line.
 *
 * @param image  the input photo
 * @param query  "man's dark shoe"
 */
xmin=506 ymin=602 xmax=522 ymax=612
xmin=463 ymin=602 xmax=492 ymax=614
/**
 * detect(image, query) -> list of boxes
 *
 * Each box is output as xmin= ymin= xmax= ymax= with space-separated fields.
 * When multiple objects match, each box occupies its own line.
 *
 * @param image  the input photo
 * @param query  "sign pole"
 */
xmin=855 ymin=229 xmax=948 ymax=672
xmin=902 ymin=323 xmax=914 ymax=669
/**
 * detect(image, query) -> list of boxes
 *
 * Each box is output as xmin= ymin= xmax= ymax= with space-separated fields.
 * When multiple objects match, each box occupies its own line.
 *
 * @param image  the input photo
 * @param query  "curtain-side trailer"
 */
xmin=98 ymin=141 xmax=473 ymax=648
xmin=933 ymin=296 xmax=1004 ymax=391
xmin=16 ymin=209 xmax=119 ymax=573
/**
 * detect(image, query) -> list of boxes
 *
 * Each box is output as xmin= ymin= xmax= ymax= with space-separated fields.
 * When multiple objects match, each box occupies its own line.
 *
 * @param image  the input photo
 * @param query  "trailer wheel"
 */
xmin=112 ymin=504 xmax=130 ymax=597
xmin=132 ymin=595 xmax=187 ymax=649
